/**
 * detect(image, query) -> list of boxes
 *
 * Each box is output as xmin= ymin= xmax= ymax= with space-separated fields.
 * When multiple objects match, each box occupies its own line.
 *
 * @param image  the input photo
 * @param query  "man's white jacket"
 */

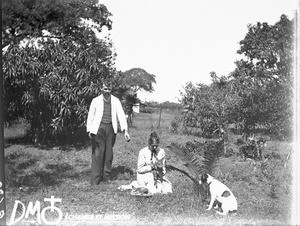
xmin=86 ymin=94 xmax=128 ymax=134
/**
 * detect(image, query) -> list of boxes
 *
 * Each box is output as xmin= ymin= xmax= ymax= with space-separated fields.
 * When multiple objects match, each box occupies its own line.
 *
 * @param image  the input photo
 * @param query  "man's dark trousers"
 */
xmin=91 ymin=123 xmax=116 ymax=185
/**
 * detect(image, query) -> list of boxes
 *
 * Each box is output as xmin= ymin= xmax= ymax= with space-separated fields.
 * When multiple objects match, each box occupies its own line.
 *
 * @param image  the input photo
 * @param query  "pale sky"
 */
xmin=99 ymin=0 xmax=297 ymax=103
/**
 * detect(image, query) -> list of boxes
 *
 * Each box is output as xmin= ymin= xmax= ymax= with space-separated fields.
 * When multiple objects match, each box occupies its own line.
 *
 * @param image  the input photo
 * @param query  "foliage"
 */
xmin=238 ymin=136 xmax=267 ymax=161
xmin=230 ymin=14 xmax=294 ymax=139
xmin=140 ymin=106 xmax=156 ymax=114
xmin=166 ymin=138 xmax=225 ymax=200
xmin=4 ymin=110 xmax=293 ymax=224
xmin=122 ymin=68 xmax=156 ymax=93
xmin=2 ymin=0 xmax=112 ymax=48
xmin=112 ymin=68 xmax=156 ymax=126
xmin=122 ymin=92 xmax=140 ymax=127
xmin=142 ymin=101 xmax=181 ymax=112
xmin=122 ymin=93 xmax=140 ymax=115
xmin=159 ymin=101 xmax=182 ymax=110
xmin=145 ymin=101 xmax=160 ymax=108
xmin=167 ymin=138 xmax=224 ymax=176
xmin=169 ymin=120 xmax=179 ymax=134
xmin=179 ymin=73 xmax=237 ymax=138
xmin=2 ymin=0 xmax=115 ymax=144
xmin=178 ymin=14 xmax=294 ymax=140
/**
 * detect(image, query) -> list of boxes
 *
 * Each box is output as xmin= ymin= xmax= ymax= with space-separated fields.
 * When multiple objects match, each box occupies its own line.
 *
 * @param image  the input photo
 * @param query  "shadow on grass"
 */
xmin=4 ymin=121 xmax=90 ymax=151
xmin=5 ymin=135 xmax=91 ymax=152
xmin=111 ymin=165 xmax=134 ymax=180
xmin=5 ymin=151 xmax=84 ymax=188
xmin=5 ymin=150 xmax=134 ymax=189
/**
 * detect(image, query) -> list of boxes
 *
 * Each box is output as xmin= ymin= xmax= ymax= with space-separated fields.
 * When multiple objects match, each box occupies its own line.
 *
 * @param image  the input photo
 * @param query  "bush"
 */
xmin=140 ymin=106 xmax=156 ymax=114
xmin=169 ymin=120 xmax=179 ymax=133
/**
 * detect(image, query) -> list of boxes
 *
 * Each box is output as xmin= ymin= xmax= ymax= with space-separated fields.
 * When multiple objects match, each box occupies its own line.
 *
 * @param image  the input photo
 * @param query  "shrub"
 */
xmin=140 ymin=106 xmax=156 ymax=114
xmin=169 ymin=120 xmax=179 ymax=134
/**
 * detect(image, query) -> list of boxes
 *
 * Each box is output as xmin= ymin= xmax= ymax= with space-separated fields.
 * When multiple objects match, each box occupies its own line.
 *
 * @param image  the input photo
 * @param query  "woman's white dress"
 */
xmin=119 ymin=147 xmax=172 ymax=194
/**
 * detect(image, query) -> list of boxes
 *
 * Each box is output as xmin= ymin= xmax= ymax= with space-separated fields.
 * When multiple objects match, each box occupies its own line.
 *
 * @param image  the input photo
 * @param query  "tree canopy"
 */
xmin=122 ymin=68 xmax=156 ymax=93
xmin=2 ymin=0 xmax=158 ymax=144
xmin=180 ymin=14 xmax=295 ymax=140
xmin=2 ymin=0 xmax=115 ymax=144
xmin=2 ymin=0 xmax=112 ymax=48
xmin=180 ymin=72 xmax=236 ymax=137
xmin=231 ymin=14 xmax=294 ymax=138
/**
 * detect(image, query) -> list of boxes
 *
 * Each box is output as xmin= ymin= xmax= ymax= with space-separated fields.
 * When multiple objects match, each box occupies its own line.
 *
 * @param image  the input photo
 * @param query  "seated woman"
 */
xmin=118 ymin=132 xmax=172 ymax=194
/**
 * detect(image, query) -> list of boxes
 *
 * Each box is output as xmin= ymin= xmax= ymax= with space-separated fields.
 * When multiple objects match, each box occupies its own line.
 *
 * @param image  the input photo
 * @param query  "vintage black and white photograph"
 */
xmin=1 ymin=0 xmax=299 ymax=225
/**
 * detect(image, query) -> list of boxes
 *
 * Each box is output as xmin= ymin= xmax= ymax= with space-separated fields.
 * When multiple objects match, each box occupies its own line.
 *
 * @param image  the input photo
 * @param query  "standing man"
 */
xmin=87 ymin=80 xmax=130 ymax=185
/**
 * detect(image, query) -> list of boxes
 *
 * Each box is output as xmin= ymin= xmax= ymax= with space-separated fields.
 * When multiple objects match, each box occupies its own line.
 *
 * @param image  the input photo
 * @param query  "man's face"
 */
xmin=102 ymin=84 xmax=112 ymax=95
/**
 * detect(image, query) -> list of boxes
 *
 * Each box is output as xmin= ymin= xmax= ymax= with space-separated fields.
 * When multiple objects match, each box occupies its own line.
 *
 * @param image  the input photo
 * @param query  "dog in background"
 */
xmin=199 ymin=173 xmax=237 ymax=215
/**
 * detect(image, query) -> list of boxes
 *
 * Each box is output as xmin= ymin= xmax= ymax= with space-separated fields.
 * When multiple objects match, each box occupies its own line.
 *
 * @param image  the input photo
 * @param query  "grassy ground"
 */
xmin=4 ymin=110 xmax=293 ymax=225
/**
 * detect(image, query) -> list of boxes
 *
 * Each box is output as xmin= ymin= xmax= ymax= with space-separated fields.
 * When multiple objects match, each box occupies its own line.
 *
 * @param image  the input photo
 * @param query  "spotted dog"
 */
xmin=199 ymin=173 xmax=237 ymax=215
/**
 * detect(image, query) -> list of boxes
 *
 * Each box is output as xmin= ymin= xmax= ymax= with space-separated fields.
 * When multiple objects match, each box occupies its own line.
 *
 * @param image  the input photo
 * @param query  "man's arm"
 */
xmin=116 ymin=98 xmax=130 ymax=141
xmin=116 ymin=99 xmax=127 ymax=131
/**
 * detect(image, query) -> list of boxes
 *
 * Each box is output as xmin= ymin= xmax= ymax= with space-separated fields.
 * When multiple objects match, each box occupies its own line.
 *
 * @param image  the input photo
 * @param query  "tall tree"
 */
xmin=230 ymin=14 xmax=295 ymax=139
xmin=2 ymin=0 xmax=116 ymax=144
xmin=122 ymin=68 xmax=156 ymax=93
xmin=115 ymin=68 xmax=156 ymax=126
xmin=180 ymin=72 xmax=236 ymax=138
xmin=179 ymin=14 xmax=295 ymax=140
xmin=2 ymin=0 xmax=112 ymax=48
